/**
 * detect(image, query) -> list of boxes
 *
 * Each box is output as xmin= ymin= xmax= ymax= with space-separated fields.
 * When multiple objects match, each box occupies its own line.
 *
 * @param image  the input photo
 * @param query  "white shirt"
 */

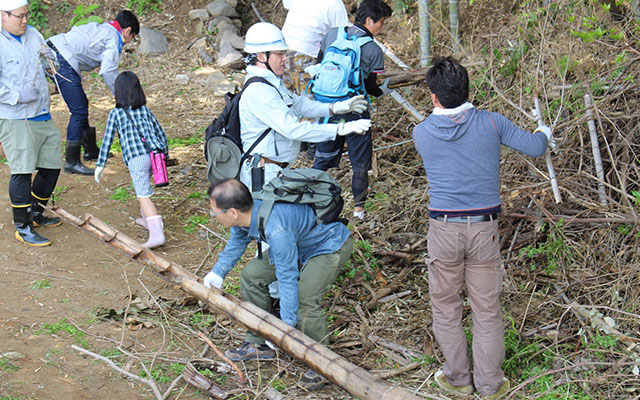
xmin=281 ymin=0 xmax=349 ymax=58
xmin=0 ymin=27 xmax=51 ymax=119
xmin=238 ymin=65 xmax=338 ymax=186
xmin=48 ymin=22 xmax=122 ymax=93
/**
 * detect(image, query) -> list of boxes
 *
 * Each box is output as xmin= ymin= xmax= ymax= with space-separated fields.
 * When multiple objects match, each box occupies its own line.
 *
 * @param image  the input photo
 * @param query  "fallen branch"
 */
xmin=198 ymin=332 xmax=248 ymax=393
xmin=584 ymin=94 xmax=608 ymax=205
xmin=505 ymin=213 xmax=639 ymax=225
xmin=52 ymin=207 xmax=422 ymax=400
xmin=365 ymin=267 xmax=412 ymax=310
xmin=71 ymin=344 xmax=163 ymax=400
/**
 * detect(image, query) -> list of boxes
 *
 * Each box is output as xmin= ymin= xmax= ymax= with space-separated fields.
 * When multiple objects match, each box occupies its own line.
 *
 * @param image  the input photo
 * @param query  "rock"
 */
xmin=187 ymin=36 xmax=210 ymax=50
xmin=208 ymin=17 xmax=237 ymax=35
xmin=220 ymin=30 xmax=244 ymax=50
xmin=188 ymin=9 xmax=210 ymax=21
xmin=198 ymin=49 xmax=214 ymax=64
xmin=217 ymin=41 xmax=244 ymax=69
xmin=224 ymin=0 xmax=238 ymax=7
xmin=137 ymin=27 xmax=168 ymax=55
xmin=206 ymin=70 xmax=238 ymax=96
xmin=1 ymin=351 xmax=23 ymax=360
xmin=175 ymin=74 xmax=189 ymax=84
xmin=206 ymin=0 xmax=238 ymax=18
xmin=232 ymin=19 xmax=242 ymax=29
xmin=230 ymin=72 xmax=246 ymax=87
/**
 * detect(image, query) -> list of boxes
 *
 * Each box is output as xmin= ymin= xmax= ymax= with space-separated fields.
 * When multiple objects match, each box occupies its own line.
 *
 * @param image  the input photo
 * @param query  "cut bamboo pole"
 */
xmin=584 ymin=94 xmax=608 ymax=206
xmin=50 ymin=207 xmax=423 ymax=400
xmin=533 ymin=98 xmax=563 ymax=203
xmin=449 ymin=0 xmax=459 ymax=52
xmin=417 ymin=0 xmax=431 ymax=67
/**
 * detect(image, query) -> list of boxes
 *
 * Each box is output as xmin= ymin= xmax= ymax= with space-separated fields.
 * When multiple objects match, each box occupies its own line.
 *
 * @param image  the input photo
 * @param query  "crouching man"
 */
xmin=203 ymin=179 xmax=353 ymax=390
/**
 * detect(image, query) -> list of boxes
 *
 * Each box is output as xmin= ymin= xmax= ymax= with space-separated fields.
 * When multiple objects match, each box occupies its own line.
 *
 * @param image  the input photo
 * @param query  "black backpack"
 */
xmin=204 ymin=77 xmax=279 ymax=183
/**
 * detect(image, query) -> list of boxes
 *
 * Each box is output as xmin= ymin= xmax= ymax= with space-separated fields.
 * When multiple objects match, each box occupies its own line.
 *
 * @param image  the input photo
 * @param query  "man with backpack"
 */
xmin=203 ymin=178 xmax=353 ymax=390
xmin=311 ymin=0 xmax=393 ymax=220
xmin=237 ymin=22 xmax=372 ymax=192
xmin=46 ymin=10 xmax=140 ymax=175
xmin=413 ymin=57 xmax=551 ymax=399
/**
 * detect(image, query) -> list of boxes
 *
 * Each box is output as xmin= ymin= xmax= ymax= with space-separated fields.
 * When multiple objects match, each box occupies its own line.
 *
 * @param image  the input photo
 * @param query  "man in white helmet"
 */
xmin=237 ymin=22 xmax=371 ymax=192
xmin=0 ymin=0 xmax=64 ymax=247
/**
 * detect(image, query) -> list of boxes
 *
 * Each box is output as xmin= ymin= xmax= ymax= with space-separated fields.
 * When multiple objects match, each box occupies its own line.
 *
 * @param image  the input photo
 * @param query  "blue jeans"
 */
xmin=55 ymin=53 xmax=89 ymax=142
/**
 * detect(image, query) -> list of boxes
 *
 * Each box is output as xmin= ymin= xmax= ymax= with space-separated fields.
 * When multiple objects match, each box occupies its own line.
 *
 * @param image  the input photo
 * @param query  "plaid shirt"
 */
xmin=97 ymin=105 xmax=169 ymax=167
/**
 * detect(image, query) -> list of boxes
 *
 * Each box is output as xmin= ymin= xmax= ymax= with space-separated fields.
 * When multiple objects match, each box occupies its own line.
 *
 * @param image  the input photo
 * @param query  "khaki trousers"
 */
xmin=426 ymin=217 xmax=505 ymax=395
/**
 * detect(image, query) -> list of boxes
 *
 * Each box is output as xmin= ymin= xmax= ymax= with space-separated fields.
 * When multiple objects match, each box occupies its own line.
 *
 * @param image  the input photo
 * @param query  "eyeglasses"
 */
xmin=209 ymin=208 xmax=228 ymax=218
xmin=6 ymin=11 xmax=30 ymax=21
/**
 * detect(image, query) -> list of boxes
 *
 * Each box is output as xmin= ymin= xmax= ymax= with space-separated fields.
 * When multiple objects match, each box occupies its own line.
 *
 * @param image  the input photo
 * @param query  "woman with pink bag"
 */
xmin=94 ymin=71 xmax=169 ymax=249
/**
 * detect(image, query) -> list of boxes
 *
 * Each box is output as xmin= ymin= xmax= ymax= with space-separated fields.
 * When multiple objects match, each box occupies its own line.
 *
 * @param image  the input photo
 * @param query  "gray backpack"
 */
xmin=253 ymin=168 xmax=345 ymax=240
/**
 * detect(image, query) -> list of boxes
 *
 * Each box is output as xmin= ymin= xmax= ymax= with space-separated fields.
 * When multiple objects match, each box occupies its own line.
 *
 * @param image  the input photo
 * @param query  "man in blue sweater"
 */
xmin=202 ymin=178 xmax=353 ymax=389
xmin=413 ymin=57 xmax=551 ymax=400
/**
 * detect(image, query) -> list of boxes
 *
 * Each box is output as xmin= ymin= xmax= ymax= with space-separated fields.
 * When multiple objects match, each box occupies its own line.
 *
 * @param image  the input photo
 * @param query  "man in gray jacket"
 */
xmin=0 ymin=0 xmax=63 ymax=246
xmin=413 ymin=57 xmax=551 ymax=400
xmin=47 ymin=10 xmax=139 ymax=175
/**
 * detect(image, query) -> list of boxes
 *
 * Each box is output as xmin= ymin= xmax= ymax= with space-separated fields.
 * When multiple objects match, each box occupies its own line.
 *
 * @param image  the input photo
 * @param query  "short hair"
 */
xmin=425 ymin=56 xmax=469 ymax=108
xmin=115 ymin=10 xmax=140 ymax=35
xmin=115 ymin=71 xmax=146 ymax=109
xmin=208 ymin=179 xmax=253 ymax=213
xmin=354 ymin=0 xmax=392 ymax=25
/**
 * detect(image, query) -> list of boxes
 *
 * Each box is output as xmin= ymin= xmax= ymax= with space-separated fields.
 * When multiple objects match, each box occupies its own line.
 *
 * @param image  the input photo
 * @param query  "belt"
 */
xmin=261 ymin=157 xmax=289 ymax=168
xmin=434 ymin=213 xmax=498 ymax=223
xmin=46 ymin=40 xmax=59 ymax=54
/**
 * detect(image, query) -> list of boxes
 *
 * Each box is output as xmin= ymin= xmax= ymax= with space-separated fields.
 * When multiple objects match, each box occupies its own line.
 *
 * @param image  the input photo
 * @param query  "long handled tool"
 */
xmin=533 ymin=98 xmax=562 ymax=203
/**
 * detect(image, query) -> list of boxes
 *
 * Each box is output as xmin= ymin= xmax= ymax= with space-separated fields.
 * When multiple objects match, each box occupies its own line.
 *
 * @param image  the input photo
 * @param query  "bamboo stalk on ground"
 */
xmin=50 ymin=207 xmax=423 ymax=400
xmin=584 ymin=94 xmax=608 ymax=206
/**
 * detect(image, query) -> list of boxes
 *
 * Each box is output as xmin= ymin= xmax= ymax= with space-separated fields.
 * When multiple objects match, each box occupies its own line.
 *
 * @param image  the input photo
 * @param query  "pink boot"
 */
xmin=136 ymin=206 xmax=147 ymax=229
xmin=143 ymin=215 xmax=165 ymax=248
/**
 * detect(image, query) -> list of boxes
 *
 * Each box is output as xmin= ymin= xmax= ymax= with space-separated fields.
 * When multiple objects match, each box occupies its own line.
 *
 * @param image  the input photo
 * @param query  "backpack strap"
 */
xmin=239 ymin=76 xmax=285 ymax=160
xmin=257 ymin=193 xmax=277 ymax=241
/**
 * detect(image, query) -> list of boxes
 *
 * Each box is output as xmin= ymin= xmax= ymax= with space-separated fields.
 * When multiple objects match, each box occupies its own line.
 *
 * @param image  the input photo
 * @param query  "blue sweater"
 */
xmin=413 ymin=103 xmax=548 ymax=215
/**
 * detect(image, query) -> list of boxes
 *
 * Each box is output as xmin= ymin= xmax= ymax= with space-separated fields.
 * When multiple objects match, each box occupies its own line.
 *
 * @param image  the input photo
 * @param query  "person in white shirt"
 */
xmin=280 ymin=0 xmax=349 ymax=95
xmin=238 ymin=22 xmax=371 ymax=192
xmin=0 ymin=0 xmax=64 ymax=246
xmin=47 ymin=10 xmax=139 ymax=175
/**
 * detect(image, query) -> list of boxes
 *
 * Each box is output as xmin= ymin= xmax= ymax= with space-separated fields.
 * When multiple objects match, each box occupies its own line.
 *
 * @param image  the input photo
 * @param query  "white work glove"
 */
xmin=18 ymin=86 xmax=39 ymax=103
xmin=337 ymin=119 xmax=372 ymax=136
xmin=534 ymin=125 xmax=556 ymax=150
xmin=203 ymin=271 xmax=224 ymax=289
xmin=379 ymin=78 xmax=392 ymax=97
xmin=94 ymin=166 xmax=104 ymax=184
xmin=331 ymin=95 xmax=368 ymax=115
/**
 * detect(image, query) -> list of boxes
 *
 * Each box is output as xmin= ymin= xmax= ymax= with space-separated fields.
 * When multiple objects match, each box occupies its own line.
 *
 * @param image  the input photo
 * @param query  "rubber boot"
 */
xmin=135 ymin=205 xmax=148 ymax=230
xmin=13 ymin=205 xmax=51 ymax=246
xmin=82 ymin=126 xmax=100 ymax=161
xmin=143 ymin=215 xmax=165 ymax=248
xmin=32 ymin=197 xmax=62 ymax=228
xmin=64 ymin=140 xmax=94 ymax=175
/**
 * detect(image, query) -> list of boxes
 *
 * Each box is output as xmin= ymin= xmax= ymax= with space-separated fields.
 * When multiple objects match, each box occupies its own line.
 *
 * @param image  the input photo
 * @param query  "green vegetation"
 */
xmin=68 ymin=4 xmax=104 ymax=29
xmin=28 ymin=0 xmax=49 ymax=33
xmin=0 ymin=356 xmax=20 ymax=372
xmin=168 ymin=135 xmax=204 ymax=149
xmin=35 ymin=318 xmax=88 ymax=347
xmin=518 ymin=221 xmax=572 ymax=274
xmin=186 ymin=191 xmax=208 ymax=200
xmin=127 ymin=0 xmax=162 ymax=15
xmin=189 ymin=311 xmax=214 ymax=328
xmin=51 ymin=185 xmax=70 ymax=203
xmin=184 ymin=215 xmax=209 ymax=233
xmin=110 ymin=186 xmax=135 ymax=202
xmin=29 ymin=278 xmax=51 ymax=290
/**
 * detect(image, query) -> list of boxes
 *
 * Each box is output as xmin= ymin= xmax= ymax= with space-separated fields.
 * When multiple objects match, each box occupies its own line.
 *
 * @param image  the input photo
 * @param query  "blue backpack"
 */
xmin=308 ymin=27 xmax=372 ymax=103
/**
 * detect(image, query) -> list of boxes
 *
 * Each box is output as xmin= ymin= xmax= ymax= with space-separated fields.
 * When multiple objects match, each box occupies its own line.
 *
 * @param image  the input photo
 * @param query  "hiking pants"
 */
xmin=426 ymin=217 xmax=505 ymax=395
xmin=242 ymin=238 xmax=353 ymax=345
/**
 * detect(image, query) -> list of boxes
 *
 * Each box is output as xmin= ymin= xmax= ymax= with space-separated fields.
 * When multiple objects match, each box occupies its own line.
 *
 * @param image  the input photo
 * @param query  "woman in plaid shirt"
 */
xmin=94 ymin=71 xmax=169 ymax=248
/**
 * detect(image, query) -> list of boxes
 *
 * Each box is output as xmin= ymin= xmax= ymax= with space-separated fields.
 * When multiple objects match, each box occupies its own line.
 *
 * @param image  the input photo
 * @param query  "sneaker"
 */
xmin=483 ymin=378 xmax=510 ymax=400
xmin=353 ymin=210 xmax=365 ymax=220
xmin=434 ymin=370 xmax=474 ymax=396
xmin=298 ymin=369 xmax=328 ymax=391
xmin=223 ymin=342 xmax=276 ymax=361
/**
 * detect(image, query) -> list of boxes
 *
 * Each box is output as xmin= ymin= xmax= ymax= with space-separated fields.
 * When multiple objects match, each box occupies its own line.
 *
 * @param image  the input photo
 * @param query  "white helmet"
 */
xmin=244 ymin=22 xmax=288 ymax=54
